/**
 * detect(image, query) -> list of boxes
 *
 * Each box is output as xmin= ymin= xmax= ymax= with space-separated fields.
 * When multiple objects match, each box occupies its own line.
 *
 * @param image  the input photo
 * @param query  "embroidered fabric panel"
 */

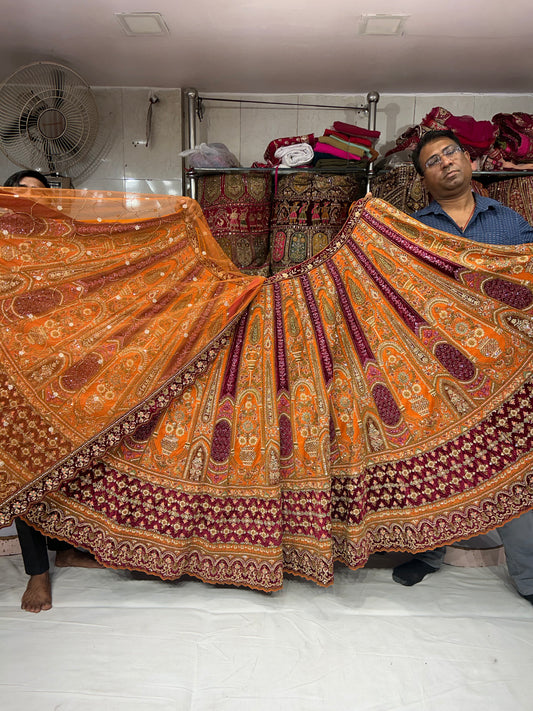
xmin=0 ymin=190 xmax=264 ymax=514
xmin=1 ymin=191 xmax=533 ymax=591
xmin=197 ymin=173 xmax=272 ymax=276
xmin=269 ymin=172 xmax=365 ymax=273
xmin=488 ymin=176 xmax=533 ymax=226
xmin=371 ymin=165 xmax=429 ymax=213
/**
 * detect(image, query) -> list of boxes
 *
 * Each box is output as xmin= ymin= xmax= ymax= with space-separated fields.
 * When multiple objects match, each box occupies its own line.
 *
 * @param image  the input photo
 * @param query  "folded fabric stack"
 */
xmin=313 ymin=120 xmax=380 ymax=168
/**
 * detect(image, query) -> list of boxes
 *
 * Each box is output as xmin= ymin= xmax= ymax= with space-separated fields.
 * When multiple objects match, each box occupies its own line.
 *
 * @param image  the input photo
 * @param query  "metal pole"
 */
xmin=183 ymin=88 xmax=199 ymax=198
xmin=366 ymin=91 xmax=380 ymax=193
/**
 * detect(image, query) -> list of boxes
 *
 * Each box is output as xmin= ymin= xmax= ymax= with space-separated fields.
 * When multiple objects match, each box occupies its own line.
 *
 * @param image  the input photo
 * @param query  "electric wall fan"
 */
xmin=0 ymin=61 xmax=99 ymax=185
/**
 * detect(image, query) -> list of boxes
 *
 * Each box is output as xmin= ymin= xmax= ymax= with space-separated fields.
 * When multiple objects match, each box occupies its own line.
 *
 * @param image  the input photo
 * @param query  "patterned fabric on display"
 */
xmin=371 ymin=165 xmax=430 ymax=213
xmin=1 ymin=189 xmax=533 ymax=591
xmin=487 ymin=176 xmax=533 ymax=226
xmin=196 ymin=172 xmax=272 ymax=276
xmin=270 ymin=172 xmax=366 ymax=273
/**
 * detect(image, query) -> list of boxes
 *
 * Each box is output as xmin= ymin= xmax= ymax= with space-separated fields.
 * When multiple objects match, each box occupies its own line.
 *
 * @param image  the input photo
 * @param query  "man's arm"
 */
xmin=512 ymin=210 xmax=533 ymax=243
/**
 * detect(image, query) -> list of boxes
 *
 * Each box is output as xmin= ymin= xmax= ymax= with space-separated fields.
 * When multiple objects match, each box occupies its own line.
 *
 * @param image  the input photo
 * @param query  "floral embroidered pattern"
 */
xmin=1 ymin=191 xmax=533 ymax=591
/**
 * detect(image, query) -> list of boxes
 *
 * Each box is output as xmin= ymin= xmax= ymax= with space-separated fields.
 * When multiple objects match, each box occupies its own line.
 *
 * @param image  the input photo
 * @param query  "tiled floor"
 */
xmin=1 ymin=551 xmax=532 ymax=711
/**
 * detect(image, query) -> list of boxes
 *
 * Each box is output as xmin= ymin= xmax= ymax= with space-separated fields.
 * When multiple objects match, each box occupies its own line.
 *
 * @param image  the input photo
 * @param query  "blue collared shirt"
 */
xmin=413 ymin=194 xmax=533 ymax=245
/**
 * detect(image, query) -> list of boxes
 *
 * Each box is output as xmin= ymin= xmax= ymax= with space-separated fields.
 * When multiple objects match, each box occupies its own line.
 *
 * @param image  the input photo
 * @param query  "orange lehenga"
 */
xmin=0 ymin=188 xmax=532 ymax=591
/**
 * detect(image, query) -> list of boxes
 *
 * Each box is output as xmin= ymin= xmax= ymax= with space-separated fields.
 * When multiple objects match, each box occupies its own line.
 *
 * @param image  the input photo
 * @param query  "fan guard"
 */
xmin=0 ymin=61 xmax=98 ymax=176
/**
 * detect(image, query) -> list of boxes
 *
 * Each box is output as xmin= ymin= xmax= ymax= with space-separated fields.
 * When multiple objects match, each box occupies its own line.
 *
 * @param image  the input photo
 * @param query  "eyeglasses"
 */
xmin=424 ymin=144 xmax=464 ymax=170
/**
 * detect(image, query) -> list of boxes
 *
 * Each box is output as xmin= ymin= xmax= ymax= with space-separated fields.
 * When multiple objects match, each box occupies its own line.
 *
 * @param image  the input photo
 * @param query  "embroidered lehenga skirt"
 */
xmin=0 ymin=188 xmax=532 ymax=591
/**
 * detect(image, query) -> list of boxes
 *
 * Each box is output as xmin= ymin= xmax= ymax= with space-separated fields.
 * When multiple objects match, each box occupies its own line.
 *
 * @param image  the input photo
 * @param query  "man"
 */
xmin=391 ymin=129 xmax=533 ymax=605
xmin=4 ymin=170 xmax=102 ymax=613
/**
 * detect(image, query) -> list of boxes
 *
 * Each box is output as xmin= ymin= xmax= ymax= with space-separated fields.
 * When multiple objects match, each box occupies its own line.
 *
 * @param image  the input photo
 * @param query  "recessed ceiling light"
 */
xmin=115 ymin=12 xmax=169 ymax=36
xmin=359 ymin=14 xmax=409 ymax=36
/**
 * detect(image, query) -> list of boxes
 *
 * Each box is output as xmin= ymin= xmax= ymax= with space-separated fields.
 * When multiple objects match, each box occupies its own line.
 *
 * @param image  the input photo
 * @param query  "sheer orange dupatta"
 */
xmin=0 ymin=188 xmax=263 ymax=520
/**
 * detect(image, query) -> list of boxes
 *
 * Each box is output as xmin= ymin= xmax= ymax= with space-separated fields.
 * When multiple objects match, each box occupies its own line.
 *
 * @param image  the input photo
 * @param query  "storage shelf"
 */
xmin=187 ymin=166 xmax=368 ymax=176
xmin=472 ymin=169 xmax=533 ymax=184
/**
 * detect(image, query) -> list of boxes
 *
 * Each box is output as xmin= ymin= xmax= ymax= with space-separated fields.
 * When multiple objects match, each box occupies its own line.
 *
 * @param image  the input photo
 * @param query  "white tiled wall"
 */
xmin=0 ymin=87 xmax=183 ymax=195
xmin=197 ymin=92 xmax=533 ymax=166
xmin=2 ymin=89 xmax=533 ymax=196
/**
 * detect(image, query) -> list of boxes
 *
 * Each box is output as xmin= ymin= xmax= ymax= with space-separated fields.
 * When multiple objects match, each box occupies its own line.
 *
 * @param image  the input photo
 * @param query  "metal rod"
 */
xmin=183 ymin=88 xmax=199 ymax=198
xmin=366 ymin=91 xmax=380 ymax=192
xmin=198 ymin=96 xmax=369 ymax=112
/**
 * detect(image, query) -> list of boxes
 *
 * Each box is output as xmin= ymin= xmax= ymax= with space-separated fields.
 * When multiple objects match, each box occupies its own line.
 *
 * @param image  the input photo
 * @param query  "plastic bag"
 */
xmin=179 ymin=142 xmax=240 ymax=168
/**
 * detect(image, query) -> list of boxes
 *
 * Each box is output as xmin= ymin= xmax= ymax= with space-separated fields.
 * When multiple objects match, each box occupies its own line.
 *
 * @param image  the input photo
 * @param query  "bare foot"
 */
xmin=21 ymin=572 xmax=52 ymax=613
xmin=55 ymin=548 xmax=103 ymax=569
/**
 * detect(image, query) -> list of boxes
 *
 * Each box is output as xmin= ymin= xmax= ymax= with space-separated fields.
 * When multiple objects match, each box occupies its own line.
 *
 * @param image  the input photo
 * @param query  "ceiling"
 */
xmin=2 ymin=0 xmax=532 ymax=94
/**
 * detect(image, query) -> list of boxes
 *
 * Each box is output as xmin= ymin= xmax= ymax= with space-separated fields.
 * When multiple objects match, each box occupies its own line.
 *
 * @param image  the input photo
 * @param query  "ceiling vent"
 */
xmin=359 ymin=14 xmax=409 ymax=36
xmin=115 ymin=12 xmax=169 ymax=36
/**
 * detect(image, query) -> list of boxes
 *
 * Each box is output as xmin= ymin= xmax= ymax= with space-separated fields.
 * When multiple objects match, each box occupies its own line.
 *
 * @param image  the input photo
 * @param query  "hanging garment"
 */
xmin=371 ymin=165 xmax=429 ymax=213
xmin=1 ymin=189 xmax=532 ymax=591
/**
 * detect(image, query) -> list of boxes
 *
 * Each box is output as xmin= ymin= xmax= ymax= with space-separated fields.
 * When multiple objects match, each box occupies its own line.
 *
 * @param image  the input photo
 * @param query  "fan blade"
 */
xmin=0 ymin=108 xmax=36 ymax=143
xmin=50 ymin=66 xmax=66 ymax=110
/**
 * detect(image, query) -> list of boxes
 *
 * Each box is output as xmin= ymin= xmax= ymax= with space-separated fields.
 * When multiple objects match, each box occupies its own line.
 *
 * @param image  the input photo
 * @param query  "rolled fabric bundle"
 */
xmin=274 ymin=142 xmax=314 ymax=167
xmin=264 ymin=133 xmax=316 ymax=164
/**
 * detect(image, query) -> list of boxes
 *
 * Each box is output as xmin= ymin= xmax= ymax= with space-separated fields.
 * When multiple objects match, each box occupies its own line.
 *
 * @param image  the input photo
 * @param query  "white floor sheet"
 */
xmin=1 ymin=552 xmax=532 ymax=711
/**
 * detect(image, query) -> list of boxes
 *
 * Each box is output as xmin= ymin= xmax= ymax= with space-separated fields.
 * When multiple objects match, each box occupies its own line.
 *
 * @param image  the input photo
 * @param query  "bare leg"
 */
xmin=21 ymin=572 xmax=52 ymax=613
xmin=55 ymin=548 xmax=103 ymax=568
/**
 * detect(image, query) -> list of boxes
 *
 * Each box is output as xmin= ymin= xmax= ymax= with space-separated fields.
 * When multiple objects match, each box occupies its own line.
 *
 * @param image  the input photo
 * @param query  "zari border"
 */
xmin=23 ymin=498 xmax=287 ymax=591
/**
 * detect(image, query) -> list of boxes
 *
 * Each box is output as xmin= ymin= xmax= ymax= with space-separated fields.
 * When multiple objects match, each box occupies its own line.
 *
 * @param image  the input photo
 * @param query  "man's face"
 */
xmin=419 ymin=138 xmax=472 ymax=200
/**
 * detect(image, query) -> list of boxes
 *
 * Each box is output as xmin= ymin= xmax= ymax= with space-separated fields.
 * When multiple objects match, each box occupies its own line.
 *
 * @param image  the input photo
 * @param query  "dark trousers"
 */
xmin=15 ymin=518 xmax=72 ymax=576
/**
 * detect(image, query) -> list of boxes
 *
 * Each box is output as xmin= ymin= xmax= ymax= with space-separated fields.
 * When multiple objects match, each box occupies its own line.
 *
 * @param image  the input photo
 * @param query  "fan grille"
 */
xmin=0 ymin=61 xmax=98 ymax=174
